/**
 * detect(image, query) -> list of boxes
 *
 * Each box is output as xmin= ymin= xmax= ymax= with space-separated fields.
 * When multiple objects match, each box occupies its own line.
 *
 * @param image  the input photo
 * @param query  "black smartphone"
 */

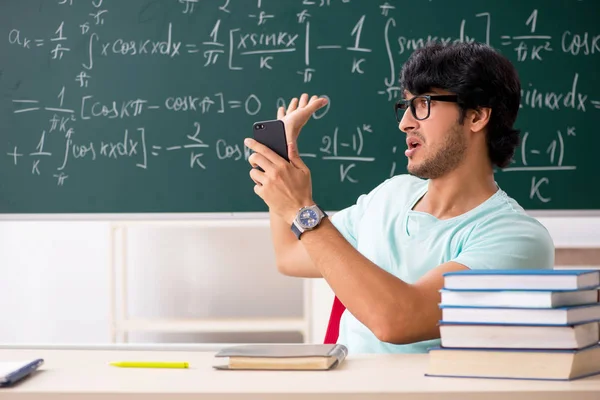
xmin=252 ymin=119 xmax=289 ymax=171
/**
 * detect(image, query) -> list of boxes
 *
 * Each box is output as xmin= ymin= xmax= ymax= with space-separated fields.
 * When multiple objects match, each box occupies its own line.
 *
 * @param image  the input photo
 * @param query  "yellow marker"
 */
xmin=109 ymin=361 xmax=189 ymax=369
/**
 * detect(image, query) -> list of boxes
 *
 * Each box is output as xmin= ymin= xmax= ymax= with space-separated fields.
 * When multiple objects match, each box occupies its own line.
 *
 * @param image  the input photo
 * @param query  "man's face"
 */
xmin=398 ymin=90 xmax=467 ymax=179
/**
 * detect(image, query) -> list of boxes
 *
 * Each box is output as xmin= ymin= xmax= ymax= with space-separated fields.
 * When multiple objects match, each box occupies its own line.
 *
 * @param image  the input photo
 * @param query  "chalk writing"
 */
xmin=0 ymin=0 xmax=598 ymax=211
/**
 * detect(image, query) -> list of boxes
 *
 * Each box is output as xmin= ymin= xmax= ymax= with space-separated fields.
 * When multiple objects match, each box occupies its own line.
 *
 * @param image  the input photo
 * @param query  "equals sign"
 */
xmin=228 ymin=101 xmax=242 ymax=109
xmin=152 ymin=145 xmax=162 ymax=156
xmin=591 ymin=100 xmax=600 ymax=109
xmin=500 ymin=35 xmax=511 ymax=45
xmin=35 ymin=39 xmax=44 ymax=47
xmin=186 ymin=44 xmax=199 ymax=54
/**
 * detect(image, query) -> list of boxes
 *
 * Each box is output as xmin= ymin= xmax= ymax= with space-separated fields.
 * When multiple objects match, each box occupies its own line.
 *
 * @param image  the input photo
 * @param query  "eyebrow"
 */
xmin=404 ymin=91 xmax=449 ymax=99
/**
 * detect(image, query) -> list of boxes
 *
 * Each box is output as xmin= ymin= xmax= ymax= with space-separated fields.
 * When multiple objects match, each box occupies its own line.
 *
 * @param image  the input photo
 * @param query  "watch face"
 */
xmin=298 ymin=208 xmax=319 ymax=229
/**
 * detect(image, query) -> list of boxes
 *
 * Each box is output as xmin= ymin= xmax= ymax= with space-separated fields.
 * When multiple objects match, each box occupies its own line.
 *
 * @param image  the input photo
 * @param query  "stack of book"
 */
xmin=426 ymin=269 xmax=600 ymax=380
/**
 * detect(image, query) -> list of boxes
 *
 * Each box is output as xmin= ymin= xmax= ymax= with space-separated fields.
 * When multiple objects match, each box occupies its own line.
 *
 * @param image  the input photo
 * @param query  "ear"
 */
xmin=468 ymin=107 xmax=492 ymax=133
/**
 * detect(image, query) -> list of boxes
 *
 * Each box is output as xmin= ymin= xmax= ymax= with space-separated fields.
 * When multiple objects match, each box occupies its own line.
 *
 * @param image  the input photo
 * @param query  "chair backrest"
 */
xmin=323 ymin=295 xmax=346 ymax=344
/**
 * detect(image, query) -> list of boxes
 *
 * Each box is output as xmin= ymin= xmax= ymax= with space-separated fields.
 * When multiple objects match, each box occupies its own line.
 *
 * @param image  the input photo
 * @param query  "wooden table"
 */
xmin=0 ymin=348 xmax=599 ymax=399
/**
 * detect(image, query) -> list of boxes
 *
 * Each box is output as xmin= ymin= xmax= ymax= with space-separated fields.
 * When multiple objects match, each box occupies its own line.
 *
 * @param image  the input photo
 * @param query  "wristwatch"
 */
xmin=291 ymin=204 xmax=328 ymax=240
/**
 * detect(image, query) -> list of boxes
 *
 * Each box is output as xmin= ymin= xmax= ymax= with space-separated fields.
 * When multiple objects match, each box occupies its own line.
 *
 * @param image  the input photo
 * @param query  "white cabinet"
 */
xmin=107 ymin=219 xmax=322 ymax=344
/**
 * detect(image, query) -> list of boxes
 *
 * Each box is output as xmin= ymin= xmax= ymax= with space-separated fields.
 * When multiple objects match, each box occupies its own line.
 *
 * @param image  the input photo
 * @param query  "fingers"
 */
xmin=245 ymin=138 xmax=287 ymax=167
xmin=248 ymin=150 xmax=274 ymax=171
xmin=284 ymin=94 xmax=327 ymax=115
xmin=305 ymin=96 xmax=328 ymax=114
xmin=287 ymin=97 xmax=298 ymax=114
xmin=298 ymin=93 xmax=309 ymax=108
xmin=249 ymin=167 xmax=266 ymax=186
xmin=253 ymin=182 xmax=263 ymax=198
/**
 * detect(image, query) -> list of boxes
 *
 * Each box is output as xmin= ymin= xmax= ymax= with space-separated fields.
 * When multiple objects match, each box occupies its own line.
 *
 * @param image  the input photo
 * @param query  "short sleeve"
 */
xmin=330 ymin=178 xmax=394 ymax=248
xmin=330 ymin=194 xmax=368 ymax=248
xmin=452 ymin=213 xmax=555 ymax=270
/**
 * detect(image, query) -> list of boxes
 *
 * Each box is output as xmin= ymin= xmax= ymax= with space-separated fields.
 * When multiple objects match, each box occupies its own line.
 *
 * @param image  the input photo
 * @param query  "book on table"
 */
xmin=212 ymin=344 xmax=348 ymax=370
xmin=426 ymin=344 xmax=600 ymax=381
xmin=0 ymin=359 xmax=44 ymax=387
xmin=429 ymin=268 xmax=600 ymax=381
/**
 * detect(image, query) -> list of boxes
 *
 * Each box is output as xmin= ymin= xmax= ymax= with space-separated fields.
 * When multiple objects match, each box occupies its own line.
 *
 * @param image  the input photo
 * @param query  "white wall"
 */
xmin=0 ymin=221 xmax=110 ymax=343
xmin=0 ymin=216 xmax=598 ymax=345
xmin=0 ymin=220 xmax=306 ymax=344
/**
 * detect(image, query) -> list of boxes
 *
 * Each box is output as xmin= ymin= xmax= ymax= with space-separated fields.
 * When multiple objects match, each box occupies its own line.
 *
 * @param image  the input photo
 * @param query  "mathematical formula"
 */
xmin=2 ymin=0 xmax=598 ymax=207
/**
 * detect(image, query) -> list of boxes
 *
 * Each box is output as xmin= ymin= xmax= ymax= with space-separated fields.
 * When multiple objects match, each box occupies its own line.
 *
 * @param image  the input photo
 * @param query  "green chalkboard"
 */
xmin=1 ymin=0 xmax=599 ymax=215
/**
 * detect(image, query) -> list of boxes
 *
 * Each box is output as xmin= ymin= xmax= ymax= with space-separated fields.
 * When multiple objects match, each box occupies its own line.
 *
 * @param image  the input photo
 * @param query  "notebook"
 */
xmin=0 ymin=359 xmax=44 ymax=387
xmin=442 ymin=269 xmax=600 ymax=291
xmin=213 ymin=344 xmax=348 ymax=370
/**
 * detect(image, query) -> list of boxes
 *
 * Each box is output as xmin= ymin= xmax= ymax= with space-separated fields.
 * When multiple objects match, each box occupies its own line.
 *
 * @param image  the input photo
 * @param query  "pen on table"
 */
xmin=109 ymin=361 xmax=189 ymax=368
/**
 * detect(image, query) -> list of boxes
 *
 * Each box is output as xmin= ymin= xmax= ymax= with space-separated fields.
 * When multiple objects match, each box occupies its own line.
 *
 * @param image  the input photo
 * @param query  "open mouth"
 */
xmin=405 ymin=139 xmax=422 ymax=157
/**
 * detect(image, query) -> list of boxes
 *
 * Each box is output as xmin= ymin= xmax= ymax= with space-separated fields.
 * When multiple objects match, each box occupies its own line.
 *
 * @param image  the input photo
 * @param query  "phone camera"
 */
xmin=255 ymin=124 xmax=265 ymax=130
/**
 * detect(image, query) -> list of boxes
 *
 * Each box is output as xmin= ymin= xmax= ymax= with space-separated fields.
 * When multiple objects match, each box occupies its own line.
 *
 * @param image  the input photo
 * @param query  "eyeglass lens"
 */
xmin=396 ymin=96 xmax=430 ymax=121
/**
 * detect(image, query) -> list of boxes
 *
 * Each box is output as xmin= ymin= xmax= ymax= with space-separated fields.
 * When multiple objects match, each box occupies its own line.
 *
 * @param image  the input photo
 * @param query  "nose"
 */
xmin=399 ymin=108 xmax=418 ymax=134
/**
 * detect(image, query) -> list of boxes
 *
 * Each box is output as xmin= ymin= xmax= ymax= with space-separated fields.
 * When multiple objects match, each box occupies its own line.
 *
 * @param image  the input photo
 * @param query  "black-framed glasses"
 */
xmin=394 ymin=95 xmax=459 ymax=122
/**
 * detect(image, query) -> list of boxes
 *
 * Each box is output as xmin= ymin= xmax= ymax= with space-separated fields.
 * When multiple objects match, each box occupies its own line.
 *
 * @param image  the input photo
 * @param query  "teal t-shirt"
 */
xmin=330 ymin=174 xmax=555 ymax=354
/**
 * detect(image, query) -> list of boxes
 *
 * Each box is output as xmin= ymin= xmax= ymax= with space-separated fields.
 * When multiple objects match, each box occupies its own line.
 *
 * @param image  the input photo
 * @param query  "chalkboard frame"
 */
xmin=1 ymin=0 xmax=599 ymax=217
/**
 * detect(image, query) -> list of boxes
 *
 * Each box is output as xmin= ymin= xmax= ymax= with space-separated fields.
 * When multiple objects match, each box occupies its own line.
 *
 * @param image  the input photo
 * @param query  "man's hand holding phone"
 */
xmin=246 ymin=93 xmax=328 ymax=224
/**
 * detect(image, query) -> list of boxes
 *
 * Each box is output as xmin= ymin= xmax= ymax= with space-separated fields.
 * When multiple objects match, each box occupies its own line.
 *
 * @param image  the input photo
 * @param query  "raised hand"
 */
xmin=277 ymin=93 xmax=328 ymax=146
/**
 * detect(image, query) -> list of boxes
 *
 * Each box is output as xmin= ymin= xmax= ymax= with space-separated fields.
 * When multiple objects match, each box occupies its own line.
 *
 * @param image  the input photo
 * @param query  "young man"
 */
xmin=244 ymin=42 xmax=555 ymax=354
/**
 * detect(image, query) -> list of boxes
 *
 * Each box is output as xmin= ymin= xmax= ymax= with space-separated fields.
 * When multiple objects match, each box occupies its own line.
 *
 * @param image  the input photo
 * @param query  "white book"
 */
xmin=441 ymin=304 xmax=600 ymax=325
xmin=439 ymin=321 xmax=600 ymax=349
xmin=440 ymin=288 xmax=599 ymax=308
xmin=443 ymin=269 xmax=600 ymax=291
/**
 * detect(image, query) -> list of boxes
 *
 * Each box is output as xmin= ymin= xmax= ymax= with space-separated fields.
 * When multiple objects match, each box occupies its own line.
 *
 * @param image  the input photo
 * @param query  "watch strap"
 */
xmin=291 ymin=221 xmax=304 ymax=240
xmin=317 ymin=205 xmax=328 ymax=218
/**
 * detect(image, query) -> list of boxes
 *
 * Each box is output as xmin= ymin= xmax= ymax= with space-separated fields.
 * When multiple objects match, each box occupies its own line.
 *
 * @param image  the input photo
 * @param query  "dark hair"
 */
xmin=399 ymin=41 xmax=521 ymax=168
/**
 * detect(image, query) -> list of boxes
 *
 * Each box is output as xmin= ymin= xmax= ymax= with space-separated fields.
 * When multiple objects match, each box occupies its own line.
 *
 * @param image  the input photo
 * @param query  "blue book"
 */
xmin=426 ymin=345 xmax=600 ymax=381
xmin=442 ymin=269 xmax=600 ymax=291
xmin=439 ymin=303 xmax=600 ymax=325
xmin=0 ymin=359 xmax=44 ymax=387
xmin=440 ymin=287 xmax=599 ymax=308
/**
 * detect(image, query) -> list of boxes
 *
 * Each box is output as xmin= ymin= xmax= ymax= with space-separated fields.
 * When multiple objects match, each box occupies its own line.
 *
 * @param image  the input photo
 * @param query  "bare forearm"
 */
xmin=300 ymin=218 xmax=438 ymax=343
xmin=269 ymin=209 xmax=321 ymax=278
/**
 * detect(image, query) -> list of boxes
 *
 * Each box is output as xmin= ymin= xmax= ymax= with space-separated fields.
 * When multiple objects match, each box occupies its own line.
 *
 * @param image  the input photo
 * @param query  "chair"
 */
xmin=323 ymin=295 xmax=346 ymax=344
